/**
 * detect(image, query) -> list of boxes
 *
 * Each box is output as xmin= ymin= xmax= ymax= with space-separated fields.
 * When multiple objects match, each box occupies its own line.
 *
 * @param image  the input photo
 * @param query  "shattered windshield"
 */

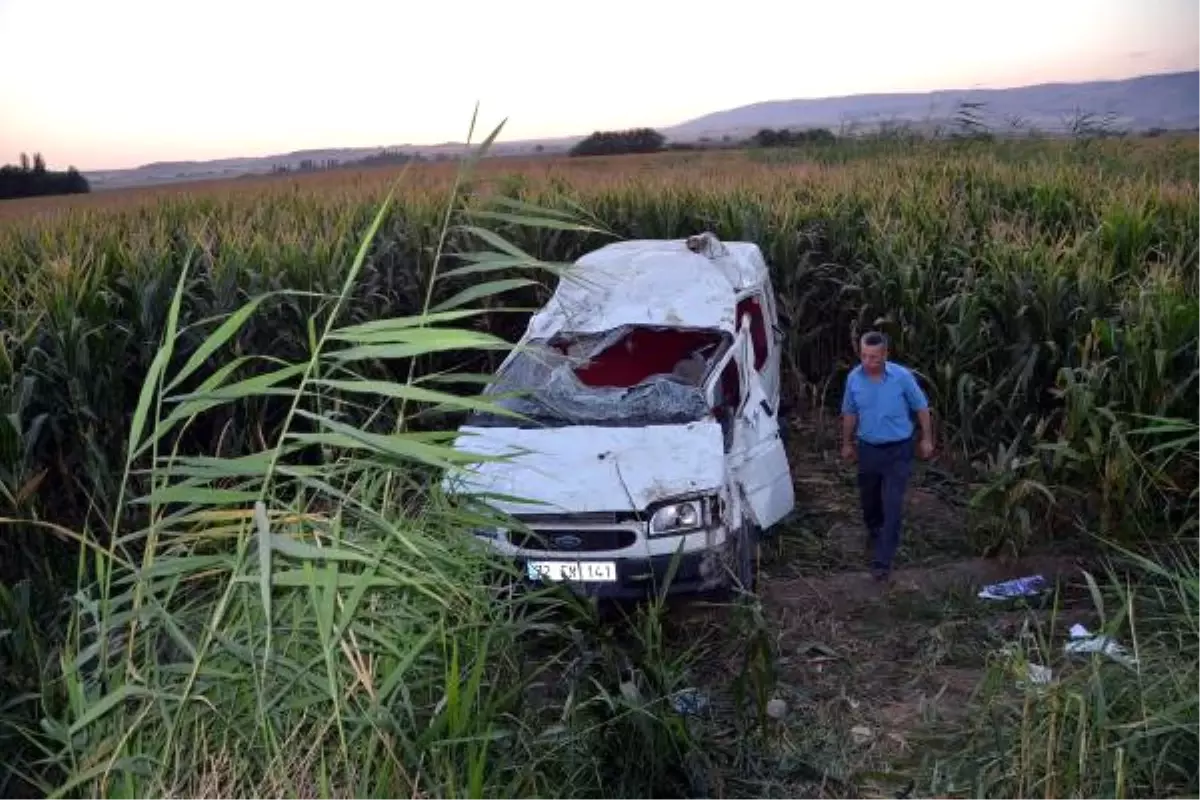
xmin=466 ymin=325 xmax=726 ymax=429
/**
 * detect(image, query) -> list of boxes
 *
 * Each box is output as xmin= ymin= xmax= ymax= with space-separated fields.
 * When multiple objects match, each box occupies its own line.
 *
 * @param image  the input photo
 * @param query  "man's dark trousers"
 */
xmin=857 ymin=437 xmax=914 ymax=575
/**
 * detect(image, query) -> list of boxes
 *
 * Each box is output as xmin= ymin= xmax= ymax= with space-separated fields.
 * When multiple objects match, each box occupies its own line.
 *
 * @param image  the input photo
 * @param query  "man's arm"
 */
xmin=840 ymin=380 xmax=858 ymax=457
xmin=904 ymin=371 xmax=934 ymax=452
xmin=916 ymin=408 xmax=933 ymax=445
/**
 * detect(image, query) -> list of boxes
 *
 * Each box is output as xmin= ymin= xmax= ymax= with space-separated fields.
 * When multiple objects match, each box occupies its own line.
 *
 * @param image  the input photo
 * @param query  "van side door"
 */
xmin=727 ymin=327 xmax=794 ymax=530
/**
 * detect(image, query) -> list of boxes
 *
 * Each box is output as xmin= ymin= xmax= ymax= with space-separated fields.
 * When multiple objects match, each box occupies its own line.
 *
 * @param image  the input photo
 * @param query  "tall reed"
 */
xmin=0 ymin=117 xmax=709 ymax=799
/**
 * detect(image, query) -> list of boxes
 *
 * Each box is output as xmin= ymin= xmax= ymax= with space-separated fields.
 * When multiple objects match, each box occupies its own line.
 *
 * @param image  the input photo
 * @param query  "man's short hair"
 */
xmin=861 ymin=331 xmax=888 ymax=348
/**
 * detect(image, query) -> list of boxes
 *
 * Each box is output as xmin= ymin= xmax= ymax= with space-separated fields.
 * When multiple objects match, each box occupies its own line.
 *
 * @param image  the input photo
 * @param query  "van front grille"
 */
xmin=508 ymin=528 xmax=637 ymax=553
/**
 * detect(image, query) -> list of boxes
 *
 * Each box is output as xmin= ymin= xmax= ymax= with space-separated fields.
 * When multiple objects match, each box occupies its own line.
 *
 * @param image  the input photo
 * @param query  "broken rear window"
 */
xmin=467 ymin=326 xmax=726 ymax=429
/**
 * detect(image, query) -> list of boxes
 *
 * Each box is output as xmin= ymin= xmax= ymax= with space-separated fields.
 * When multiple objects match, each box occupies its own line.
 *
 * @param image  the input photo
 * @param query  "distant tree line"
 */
xmin=0 ymin=153 xmax=90 ymax=200
xmin=269 ymin=148 xmax=451 ymax=175
xmin=356 ymin=149 xmax=431 ymax=167
xmin=563 ymin=126 xmax=843 ymax=157
xmin=750 ymin=127 xmax=836 ymax=147
xmin=569 ymin=128 xmax=666 ymax=157
xmin=271 ymin=158 xmax=344 ymax=174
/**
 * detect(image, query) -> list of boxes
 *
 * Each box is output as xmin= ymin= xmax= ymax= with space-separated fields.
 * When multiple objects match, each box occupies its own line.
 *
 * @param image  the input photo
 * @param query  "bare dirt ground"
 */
xmin=651 ymin=423 xmax=1096 ymax=798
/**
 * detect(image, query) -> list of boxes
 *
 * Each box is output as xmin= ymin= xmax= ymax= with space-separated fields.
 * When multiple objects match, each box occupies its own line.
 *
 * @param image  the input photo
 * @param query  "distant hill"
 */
xmin=83 ymin=136 xmax=586 ymax=191
xmin=83 ymin=69 xmax=1198 ymax=190
xmin=664 ymin=70 xmax=1199 ymax=140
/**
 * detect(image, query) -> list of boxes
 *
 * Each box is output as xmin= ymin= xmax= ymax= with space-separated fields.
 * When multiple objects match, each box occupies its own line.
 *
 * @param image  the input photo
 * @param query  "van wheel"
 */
xmin=728 ymin=520 xmax=759 ymax=596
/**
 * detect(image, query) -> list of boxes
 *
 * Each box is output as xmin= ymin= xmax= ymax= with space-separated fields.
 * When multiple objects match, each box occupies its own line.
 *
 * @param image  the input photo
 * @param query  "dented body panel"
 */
xmin=526 ymin=236 xmax=769 ymax=339
xmin=451 ymin=421 xmax=727 ymax=515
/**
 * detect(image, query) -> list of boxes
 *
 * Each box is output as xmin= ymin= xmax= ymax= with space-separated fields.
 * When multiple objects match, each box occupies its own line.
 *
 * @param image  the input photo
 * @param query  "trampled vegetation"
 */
xmin=0 ymin=129 xmax=1196 ymax=798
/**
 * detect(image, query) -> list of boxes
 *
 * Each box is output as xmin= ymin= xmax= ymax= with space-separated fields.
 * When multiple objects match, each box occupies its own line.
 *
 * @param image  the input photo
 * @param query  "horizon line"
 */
xmin=48 ymin=66 xmax=1200 ymax=174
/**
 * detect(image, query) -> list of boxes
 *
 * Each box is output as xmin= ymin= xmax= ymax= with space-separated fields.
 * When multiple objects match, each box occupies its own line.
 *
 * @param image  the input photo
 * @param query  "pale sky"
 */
xmin=1 ymin=0 xmax=1196 ymax=171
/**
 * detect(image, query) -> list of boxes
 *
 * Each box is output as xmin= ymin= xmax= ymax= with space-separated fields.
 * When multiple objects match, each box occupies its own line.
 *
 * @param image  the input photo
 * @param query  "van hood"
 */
xmin=445 ymin=421 xmax=726 ymax=514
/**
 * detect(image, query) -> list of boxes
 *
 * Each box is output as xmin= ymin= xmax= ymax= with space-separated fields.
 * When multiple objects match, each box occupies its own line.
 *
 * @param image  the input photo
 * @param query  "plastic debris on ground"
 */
xmin=670 ymin=687 xmax=709 ymax=716
xmin=1024 ymin=662 xmax=1054 ymax=685
xmin=850 ymin=725 xmax=874 ymax=745
xmin=765 ymin=697 xmax=788 ymax=719
xmin=1064 ymin=623 xmax=1138 ymax=668
xmin=998 ymin=643 xmax=1054 ymax=687
xmin=977 ymin=574 xmax=1047 ymax=600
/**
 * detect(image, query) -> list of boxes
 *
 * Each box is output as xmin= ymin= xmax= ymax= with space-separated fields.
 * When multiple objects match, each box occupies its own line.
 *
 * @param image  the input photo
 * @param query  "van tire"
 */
xmin=726 ymin=520 xmax=759 ymax=596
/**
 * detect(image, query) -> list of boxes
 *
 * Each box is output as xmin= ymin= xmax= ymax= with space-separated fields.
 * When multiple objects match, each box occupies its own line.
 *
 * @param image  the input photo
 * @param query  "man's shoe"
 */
xmin=871 ymin=567 xmax=891 ymax=582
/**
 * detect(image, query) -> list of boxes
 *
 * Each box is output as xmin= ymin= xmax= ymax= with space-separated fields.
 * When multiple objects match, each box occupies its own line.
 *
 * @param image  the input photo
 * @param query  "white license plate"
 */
xmin=526 ymin=560 xmax=618 ymax=583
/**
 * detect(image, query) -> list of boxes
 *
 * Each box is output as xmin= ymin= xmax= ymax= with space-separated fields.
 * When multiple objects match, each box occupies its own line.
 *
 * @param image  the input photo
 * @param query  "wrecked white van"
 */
xmin=445 ymin=232 xmax=795 ymax=598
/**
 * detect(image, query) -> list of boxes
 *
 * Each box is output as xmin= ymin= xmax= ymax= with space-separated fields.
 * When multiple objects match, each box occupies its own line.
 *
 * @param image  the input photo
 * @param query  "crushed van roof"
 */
xmin=526 ymin=235 xmax=770 ymax=339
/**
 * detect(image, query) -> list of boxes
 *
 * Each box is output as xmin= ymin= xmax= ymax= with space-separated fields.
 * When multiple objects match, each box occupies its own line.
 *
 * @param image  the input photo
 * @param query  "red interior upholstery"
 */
xmin=737 ymin=296 xmax=768 ymax=370
xmin=718 ymin=357 xmax=741 ymax=411
xmin=571 ymin=328 xmax=724 ymax=388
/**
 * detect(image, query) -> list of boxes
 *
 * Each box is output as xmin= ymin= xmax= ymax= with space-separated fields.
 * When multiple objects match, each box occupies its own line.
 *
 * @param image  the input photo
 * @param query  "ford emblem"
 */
xmin=554 ymin=534 xmax=583 ymax=550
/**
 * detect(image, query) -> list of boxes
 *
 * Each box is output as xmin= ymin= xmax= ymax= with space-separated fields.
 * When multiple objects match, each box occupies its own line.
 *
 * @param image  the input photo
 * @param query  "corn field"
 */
xmin=2 ymin=137 xmax=1195 ymax=549
xmin=0 ymin=133 xmax=1196 ymax=798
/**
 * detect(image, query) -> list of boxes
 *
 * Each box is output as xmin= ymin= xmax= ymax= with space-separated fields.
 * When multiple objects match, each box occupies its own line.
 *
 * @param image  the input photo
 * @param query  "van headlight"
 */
xmin=648 ymin=497 xmax=712 ymax=536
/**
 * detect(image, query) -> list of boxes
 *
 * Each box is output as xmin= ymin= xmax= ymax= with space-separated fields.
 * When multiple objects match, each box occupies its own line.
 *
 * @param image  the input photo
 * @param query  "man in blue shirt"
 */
xmin=840 ymin=331 xmax=934 ymax=581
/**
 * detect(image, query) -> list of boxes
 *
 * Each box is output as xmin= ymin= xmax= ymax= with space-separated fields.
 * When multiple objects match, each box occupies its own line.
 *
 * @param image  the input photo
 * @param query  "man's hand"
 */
xmin=915 ymin=409 xmax=935 ymax=460
xmin=841 ymin=414 xmax=858 ymax=464
xmin=918 ymin=436 xmax=934 ymax=460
